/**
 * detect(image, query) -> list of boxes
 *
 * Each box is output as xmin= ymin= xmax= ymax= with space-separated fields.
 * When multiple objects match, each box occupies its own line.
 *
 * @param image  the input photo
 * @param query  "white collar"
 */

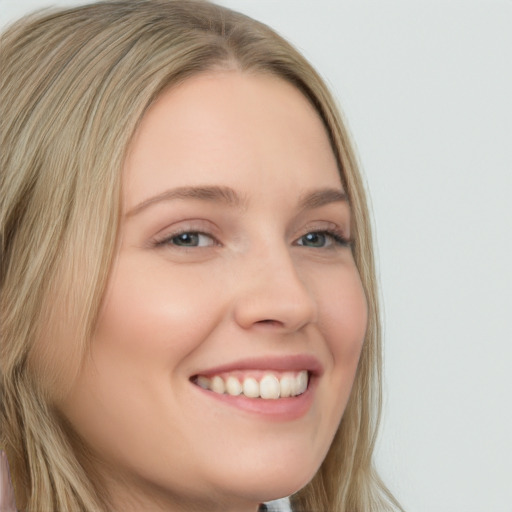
xmin=264 ymin=496 xmax=292 ymax=512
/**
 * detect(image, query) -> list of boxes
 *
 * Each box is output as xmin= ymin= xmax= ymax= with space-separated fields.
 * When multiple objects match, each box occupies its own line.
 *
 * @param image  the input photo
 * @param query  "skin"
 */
xmin=59 ymin=71 xmax=367 ymax=512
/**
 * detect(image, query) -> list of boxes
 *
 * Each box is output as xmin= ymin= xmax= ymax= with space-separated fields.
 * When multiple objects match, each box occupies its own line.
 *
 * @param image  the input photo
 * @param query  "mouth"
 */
xmin=191 ymin=370 xmax=309 ymax=400
xmin=189 ymin=355 xmax=322 ymax=420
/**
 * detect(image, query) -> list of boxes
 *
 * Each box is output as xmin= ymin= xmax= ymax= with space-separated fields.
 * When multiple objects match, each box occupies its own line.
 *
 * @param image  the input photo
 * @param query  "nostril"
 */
xmin=256 ymin=319 xmax=280 ymax=327
xmin=233 ymin=286 xmax=316 ymax=332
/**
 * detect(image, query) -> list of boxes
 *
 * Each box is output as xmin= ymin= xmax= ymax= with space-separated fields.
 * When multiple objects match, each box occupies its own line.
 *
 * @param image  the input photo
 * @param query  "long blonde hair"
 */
xmin=0 ymin=1 xmax=402 ymax=510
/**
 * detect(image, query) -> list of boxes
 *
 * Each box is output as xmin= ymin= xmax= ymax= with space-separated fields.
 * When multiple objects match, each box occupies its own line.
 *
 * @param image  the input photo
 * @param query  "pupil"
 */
xmin=175 ymin=233 xmax=198 ymax=246
xmin=305 ymin=233 xmax=324 ymax=247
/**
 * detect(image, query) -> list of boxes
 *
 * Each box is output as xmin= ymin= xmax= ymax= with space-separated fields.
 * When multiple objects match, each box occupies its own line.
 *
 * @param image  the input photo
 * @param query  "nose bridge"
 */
xmin=232 ymin=238 xmax=317 ymax=332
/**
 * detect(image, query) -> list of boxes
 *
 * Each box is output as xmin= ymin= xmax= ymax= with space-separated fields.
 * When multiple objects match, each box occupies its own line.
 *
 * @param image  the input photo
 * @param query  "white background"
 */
xmin=1 ymin=1 xmax=511 ymax=511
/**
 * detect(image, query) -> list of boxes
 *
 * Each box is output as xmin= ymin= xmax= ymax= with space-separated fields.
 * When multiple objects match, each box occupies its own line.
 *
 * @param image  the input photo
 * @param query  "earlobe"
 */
xmin=0 ymin=450 xmax=18 ymax=512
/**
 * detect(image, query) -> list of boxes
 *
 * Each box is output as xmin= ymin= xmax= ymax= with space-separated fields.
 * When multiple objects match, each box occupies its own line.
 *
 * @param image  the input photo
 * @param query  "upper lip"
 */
xmin=192 ymin=354 xmax=324 ymax=378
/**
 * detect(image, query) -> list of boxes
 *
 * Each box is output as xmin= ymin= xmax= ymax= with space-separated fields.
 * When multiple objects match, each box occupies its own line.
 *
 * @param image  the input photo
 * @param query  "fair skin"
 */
xmin=59 ymin=71 xmax=367 ymax=512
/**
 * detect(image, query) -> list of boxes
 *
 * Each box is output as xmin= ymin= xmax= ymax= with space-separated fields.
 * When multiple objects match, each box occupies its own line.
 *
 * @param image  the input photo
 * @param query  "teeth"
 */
xmin=195 ymin=371 xmax=309 ymax=399
xmin=225 ymin=376 xmax=242 ymax=396
xmin=297 ymin=371 xmax=308 ymax=395
xmin=242 ymin=377 xmax=260 ymax=398
xmin=211 ymin=376 xmax=225 ymax=394
xmin=279 ymin=375 xmax=294 ymax=398
xmin=259 ymin=374 xmax=280 ymax=399
xmin=196 ymin=375 xmax=210 ymax=390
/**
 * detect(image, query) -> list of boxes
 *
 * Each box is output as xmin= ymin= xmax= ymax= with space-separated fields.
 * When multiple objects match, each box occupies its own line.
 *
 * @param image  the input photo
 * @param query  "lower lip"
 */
xmin=192 ymin=377 xmax=316 ymax=421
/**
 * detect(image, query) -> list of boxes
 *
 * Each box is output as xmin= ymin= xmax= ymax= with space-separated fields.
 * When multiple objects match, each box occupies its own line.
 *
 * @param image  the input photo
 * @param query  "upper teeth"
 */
xmin=195 ymin=371 xmax=308 ymax=399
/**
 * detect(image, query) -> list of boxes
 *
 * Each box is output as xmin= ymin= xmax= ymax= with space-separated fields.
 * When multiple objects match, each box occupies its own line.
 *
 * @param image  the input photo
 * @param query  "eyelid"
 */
xmin=157 ymin=230 xmax=218 ymax=248
xmin=150 ymin=219 xmax=350 ymax=250
xmin=296 ymin=221 xmax=350 ymax=242
xmin=295 ymin=229 xmax=351 ymax=248
xmin=151 ymin=220 xmax=221 ymax=249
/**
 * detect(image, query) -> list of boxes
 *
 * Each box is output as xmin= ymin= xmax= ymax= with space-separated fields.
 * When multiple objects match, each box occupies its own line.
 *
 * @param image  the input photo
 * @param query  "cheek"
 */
xmin=58 ymin=256 xmax=223 ymax=463
xmin=318 ymin=265 xmax=368 ymax=360
xmin=96 ymin=256 xmax=223 ymax=364
xmin=314 ymin=264 xmax=368 ymax=417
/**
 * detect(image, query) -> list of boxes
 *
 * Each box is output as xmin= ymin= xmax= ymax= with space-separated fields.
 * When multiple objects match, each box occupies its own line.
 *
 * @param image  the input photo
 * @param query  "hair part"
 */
xmin=0 ymin=1 xmax=402 ymax=510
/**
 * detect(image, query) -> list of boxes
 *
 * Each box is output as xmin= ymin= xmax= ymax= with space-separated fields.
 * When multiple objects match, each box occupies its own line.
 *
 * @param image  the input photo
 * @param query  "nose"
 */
xmin=232 ymin=245 xmax=318 ymax=333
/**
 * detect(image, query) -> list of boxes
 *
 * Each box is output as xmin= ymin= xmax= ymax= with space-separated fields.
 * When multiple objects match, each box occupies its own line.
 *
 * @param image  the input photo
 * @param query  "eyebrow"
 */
xmin=126 ymin=185 xmax=247 ymax=217
xmin=297 ymin=187 xmax=348 ymax=211
xmin=126 ymin=184 xmax=348 ymax=217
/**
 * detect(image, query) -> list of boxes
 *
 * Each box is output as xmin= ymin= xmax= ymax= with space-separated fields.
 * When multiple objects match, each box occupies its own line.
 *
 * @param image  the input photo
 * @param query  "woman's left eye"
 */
xmin=296 ymin=231 xmax=349 ymax=248
xmin=157 ymin=231 xmax=215 ymax=248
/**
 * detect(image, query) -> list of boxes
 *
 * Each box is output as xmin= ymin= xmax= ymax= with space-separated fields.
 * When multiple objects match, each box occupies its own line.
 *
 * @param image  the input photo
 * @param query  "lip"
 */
xmin=191 ymin=354 xmax=324 ymax=378
xmin=190 ymin=354 xmax=323 ymax=421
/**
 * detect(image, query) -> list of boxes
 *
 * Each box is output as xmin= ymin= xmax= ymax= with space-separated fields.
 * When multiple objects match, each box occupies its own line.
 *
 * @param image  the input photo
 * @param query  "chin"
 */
xmin=212 ymin=451 xmax=322 ymax=505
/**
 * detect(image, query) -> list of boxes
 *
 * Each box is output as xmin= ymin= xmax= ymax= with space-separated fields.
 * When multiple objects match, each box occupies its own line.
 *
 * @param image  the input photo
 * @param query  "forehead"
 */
xmin=123 ymin=71 xmax=342 ymax=210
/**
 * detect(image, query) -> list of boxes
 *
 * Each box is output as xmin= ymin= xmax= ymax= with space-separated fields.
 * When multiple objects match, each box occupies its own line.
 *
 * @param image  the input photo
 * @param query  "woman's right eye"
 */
xmin=156 ymin=231 xmax=216 ymax=248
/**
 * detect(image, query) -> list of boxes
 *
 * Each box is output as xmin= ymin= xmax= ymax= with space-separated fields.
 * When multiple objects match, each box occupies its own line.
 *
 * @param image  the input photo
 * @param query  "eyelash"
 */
xmin=153 ymin=228 xmax=351 ymax=249
xmin=296 ymin=229 xmax=351 ymax=248
xmin=154 ymin=230 xmax=218 ymax=249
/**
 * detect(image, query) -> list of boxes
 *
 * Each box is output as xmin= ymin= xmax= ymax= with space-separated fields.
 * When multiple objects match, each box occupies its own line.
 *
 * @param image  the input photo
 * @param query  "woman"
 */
xmin=0 ymin=1 xmax=402 ymax=511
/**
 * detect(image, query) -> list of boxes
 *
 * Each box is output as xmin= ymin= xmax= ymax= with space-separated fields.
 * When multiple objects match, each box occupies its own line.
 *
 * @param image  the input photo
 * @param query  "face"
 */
xmin=59 ymin=71 xmax=367 ymax=512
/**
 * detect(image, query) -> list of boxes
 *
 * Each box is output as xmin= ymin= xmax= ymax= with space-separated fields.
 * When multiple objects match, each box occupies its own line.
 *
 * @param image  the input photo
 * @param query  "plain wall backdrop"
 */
xmin=1 ymin=1 xmax=511 ymax=511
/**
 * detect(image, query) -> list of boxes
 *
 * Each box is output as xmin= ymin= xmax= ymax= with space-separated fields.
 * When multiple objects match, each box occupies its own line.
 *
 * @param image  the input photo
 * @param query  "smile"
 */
xmin=193 ymin=371 xmax=309 ymax=399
